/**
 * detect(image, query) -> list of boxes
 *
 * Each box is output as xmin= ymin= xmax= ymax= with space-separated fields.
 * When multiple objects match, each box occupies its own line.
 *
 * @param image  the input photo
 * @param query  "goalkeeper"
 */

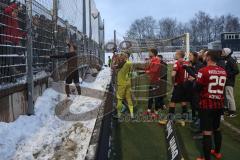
xmin=115 ymin=52 xmax=134 ymax=119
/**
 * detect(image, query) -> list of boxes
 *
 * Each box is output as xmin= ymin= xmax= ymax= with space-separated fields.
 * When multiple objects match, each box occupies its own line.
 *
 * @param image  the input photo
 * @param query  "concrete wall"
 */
xmin=0 ymin=78 xmax=48 ymax=122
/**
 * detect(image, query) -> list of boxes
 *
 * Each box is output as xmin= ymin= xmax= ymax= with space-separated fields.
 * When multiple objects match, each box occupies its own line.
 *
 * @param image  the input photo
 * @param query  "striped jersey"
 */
xmin=196 ymin=65 xmax=227 ymax=109
xmin=173 ymin=58 xmax=189 ymax=84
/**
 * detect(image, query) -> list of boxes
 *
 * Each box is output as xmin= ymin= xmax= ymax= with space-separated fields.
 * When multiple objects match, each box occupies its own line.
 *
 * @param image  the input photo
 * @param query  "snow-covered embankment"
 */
xmin=0 ymin=67 xmax=111 ymax=160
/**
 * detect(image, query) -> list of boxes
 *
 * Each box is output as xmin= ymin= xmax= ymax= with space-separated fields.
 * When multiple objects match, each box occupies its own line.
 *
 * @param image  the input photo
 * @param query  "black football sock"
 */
xmin=182 ymin=105 xmax=188 ymax=119
xmin=168 ymin=107 xmax=175 ymax=120
xmin=76 ymin=85 xmax=81 ymax=95
xmin=169 ymin=107 xmax=175 ymax=114
xmin=65 ymin=85 xmax=70 ymax=97
xmin=182 ymin=105 xmax=188 ymax=114
xmin=203 ymin=135 xmax=212 ymax=160
xmin=192 ymin=106 xmax=196 ymax=119
xmin=214 ymin=130 xmax=222 ymax=153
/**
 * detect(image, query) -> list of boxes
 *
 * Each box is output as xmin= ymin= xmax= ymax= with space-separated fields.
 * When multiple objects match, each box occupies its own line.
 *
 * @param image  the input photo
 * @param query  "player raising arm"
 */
xmin=195 ymin=50 xmax=227 ymax=160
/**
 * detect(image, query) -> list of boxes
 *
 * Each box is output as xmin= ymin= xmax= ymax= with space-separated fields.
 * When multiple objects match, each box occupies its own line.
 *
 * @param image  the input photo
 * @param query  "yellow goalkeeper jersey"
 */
xmin=117 ymin=60 xmax=132 ymax=86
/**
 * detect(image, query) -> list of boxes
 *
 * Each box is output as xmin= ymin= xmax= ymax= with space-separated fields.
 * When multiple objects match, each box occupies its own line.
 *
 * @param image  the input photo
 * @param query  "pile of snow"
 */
xmin=0 ymin=67 xmax=111 ymax=160
xmin=82 ymin=67 xmax=111 ymax=91
xmin=0 ymin=89 xmax=65 ymax=159
xmin=70 ymin=96 xmax=102 ymax=114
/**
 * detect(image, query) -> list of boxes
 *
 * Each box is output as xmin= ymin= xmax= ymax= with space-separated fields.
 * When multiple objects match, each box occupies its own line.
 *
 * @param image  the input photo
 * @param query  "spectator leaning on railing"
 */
xmin=222 ymin=48 xmax=239 ymax=118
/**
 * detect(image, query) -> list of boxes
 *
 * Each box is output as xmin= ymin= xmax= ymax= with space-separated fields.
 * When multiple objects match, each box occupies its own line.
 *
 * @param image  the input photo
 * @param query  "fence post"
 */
xmin=26 ymin=0 xmax=34 ymax=115
xmin=97 ymin=13 xmax=101 ymax=62
xmin=185 ymin=33 xmax=190 ymax=58
xmin=102 ymin=19 xmax=105 ymax=62
xmin=53 ymin=0 xmax=59 ymax=80
xmin=53 ymin=0 xmax=58 ymax=50
xmin=83 ymin=0 xmax=87 ymax=54
xmin=89 ymin=0 xmax=92 ymax=55
xmin=103 ymin=19 xmax=105 ymax=48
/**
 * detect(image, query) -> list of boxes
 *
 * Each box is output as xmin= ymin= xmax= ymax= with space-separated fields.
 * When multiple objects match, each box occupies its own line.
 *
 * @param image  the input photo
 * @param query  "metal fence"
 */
xmin=0 ymin=0 xmax=26 ymax=83
xmin=0 ymin=0 xmax=104 ymax=86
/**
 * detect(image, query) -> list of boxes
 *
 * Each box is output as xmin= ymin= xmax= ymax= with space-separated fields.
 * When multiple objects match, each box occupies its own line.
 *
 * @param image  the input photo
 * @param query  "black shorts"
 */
xmin=66 ymin=70 xmax=80 ymax=84
xmin=199 ymin=109 xmax=223 ymax=131
xmin=171 ymin=84 xmax=188 ymax=103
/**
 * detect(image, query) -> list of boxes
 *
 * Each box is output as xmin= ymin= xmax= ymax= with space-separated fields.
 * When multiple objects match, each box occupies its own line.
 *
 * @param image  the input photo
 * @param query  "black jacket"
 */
xmin=217 ymin=58 xmax=226 ymax=70
xmin=225 ymin=56 xmax=239 ymax=86
xmin=184 ymin=61 xmax=204 ymax=78
xmin=183 ymin=61 xmax=204 ymax=96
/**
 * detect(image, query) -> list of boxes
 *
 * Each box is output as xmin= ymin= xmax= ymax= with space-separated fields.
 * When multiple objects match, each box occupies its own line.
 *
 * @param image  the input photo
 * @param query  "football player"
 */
xmin=195 ymin=50 xmax=227 ymax=160
xmin=168 ymin=50 xmax=189 ymax=119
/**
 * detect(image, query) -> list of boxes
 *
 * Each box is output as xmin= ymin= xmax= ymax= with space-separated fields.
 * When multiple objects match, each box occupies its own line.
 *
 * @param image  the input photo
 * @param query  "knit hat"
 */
xmin=222 ymin=48 xmax=232 ymax=57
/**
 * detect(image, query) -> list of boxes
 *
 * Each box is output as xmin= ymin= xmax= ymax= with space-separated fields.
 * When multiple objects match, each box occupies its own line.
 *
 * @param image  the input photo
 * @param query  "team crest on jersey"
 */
xmin=197 ymin=72 xmax=203 ymax=78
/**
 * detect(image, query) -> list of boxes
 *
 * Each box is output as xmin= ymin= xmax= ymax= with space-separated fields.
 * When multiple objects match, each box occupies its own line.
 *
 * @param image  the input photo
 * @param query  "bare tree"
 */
xmin=176 ymin=22 xmax=190 ymax=35
xmin=189 ymin=18 xmax=200 ymax=45
xmin=125 ymin=11 xmax=240 ymax=46
xmin=126 ymin=16 xmax=156 ymax=39
xmin=212 ymin=16 xmax=225 ymax=41
xmin=224 ymin=14 xmax=240 ymax=32
xmin=158 ymin=18 xmax=177 ymax=39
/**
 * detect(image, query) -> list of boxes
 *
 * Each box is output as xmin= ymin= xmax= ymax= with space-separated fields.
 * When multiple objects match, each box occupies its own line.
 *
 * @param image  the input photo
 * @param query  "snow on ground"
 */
xmin=81 ymin=67 xmax=111 ymax=91
xmin=70 ymin=96 xmax=102 ymax=114
xmin=0 ymin=67 xmax=111 ymax=160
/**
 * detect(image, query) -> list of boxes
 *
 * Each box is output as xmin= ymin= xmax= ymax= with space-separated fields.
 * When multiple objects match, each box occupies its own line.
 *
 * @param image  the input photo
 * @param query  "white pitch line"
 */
xmin=222 ymin=120 xmax=240 ymax=135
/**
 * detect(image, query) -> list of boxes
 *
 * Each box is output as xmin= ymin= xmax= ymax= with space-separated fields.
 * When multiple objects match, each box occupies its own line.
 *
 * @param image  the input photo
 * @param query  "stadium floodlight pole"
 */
xmin=83 ymin=0 xmax=87 ymax=55
xmin=26 ymin=0 xmax=34 ymax=115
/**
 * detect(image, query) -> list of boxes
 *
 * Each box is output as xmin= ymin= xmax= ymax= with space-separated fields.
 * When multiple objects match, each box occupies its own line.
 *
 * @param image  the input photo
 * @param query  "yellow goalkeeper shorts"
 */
xmin=116 ymin=85 xmax=131 ymax=100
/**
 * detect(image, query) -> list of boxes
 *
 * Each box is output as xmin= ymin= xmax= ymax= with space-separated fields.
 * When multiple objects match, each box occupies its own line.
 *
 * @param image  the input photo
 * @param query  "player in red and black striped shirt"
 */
xmin=168 ymin=50 xmax=189 ymax=118
xmin=195 ymin=50 xmax=227 ymax=160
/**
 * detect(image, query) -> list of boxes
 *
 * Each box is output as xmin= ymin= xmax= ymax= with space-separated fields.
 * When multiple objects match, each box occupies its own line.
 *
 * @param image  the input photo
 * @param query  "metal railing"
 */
xmin=0 ymin=0 xmax=105 ymax=86
xmin=0 ymin=0 xmax=27 ymax=83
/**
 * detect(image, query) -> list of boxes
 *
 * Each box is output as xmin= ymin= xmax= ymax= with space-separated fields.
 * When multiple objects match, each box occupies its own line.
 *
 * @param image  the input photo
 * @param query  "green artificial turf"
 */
xmin=110 ymin=64 xmax=240 ymax=160
xmin=225 ymin=65 xmax=240 ymax=128
xmin=110 ymin=122 xmax=168 ymax=160
xmin=177 ymin=124 xmax=240 ymax=160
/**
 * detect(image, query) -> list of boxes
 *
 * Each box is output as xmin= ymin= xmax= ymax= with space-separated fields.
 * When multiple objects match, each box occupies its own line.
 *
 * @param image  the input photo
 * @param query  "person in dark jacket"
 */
xmin=222 ymin=48 xmax=239 ymax=117
xmin=183 ymin=51 xmax=204 ymax=121
xmin=157 ymin=54 xmax=167 ymax=109
xmin=217 ymin=54 xmax=226 ymax=70
xmin=51 ymin=40 xmax=81 ymax=97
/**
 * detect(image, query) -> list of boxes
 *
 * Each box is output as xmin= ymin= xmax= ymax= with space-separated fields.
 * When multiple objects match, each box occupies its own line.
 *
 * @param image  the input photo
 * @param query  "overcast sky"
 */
xmin=95 ymin=0 xmax=240 ymax=41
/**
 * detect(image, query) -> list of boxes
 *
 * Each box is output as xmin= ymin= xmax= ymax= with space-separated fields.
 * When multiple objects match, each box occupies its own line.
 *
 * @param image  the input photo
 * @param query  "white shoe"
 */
xmin=130 ymin=113 xmax=134 ymax=119
xmin=229 ymin=114 xmax=237 ymax=118
xmin=221 ymin=115 xmax=224 ymax=121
